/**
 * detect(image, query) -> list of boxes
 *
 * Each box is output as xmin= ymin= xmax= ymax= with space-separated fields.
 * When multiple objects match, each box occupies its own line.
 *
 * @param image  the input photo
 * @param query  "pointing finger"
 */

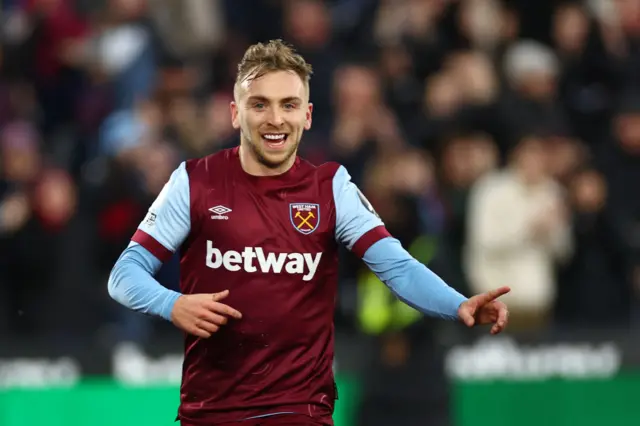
xmin=207 ymin=301 xmax=242 ymax=319
xmin=476 ymin=286 xmax=511 ymax=305
xmin=212 ymin=290 xmax=230 ymax=302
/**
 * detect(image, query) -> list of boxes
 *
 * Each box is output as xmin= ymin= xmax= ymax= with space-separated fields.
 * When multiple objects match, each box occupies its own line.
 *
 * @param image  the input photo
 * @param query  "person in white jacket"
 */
xmin=464 ymin=135 xmax=573 ymax=330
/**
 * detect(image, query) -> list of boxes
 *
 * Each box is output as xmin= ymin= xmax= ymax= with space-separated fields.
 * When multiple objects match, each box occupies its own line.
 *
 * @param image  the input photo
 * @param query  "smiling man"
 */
xmin=107 ymin=39 xmax=510 ymax=426
xmin=231 ymin=46 xmax=311 ymax=172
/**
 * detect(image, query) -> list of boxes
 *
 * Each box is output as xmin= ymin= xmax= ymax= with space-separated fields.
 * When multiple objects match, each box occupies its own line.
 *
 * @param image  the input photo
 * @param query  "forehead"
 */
xmin=239 ymin=70 xmax=307 ymax=100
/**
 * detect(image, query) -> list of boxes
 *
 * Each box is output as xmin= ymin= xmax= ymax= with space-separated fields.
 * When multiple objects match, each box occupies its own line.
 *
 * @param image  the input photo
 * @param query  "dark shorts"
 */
xmin=189 ymin=414 xmax=332 ymax=426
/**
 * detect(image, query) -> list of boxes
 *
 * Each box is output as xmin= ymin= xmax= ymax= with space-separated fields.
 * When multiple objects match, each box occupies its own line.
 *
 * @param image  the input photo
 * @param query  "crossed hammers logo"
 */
xmin=295 ymin=210 xmax=316 ymax=230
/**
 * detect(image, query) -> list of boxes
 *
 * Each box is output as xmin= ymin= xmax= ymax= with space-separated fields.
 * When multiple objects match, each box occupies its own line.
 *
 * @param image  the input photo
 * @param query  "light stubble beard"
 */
xmin=241 ymin=131 xmax=300 ymax=170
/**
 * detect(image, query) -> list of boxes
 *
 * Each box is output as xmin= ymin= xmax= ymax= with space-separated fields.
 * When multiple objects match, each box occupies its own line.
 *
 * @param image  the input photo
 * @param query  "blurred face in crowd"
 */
xmin=553 ymin=4 xmax=589 ymax=54
xmin=110 ymin=0 xmax=147 ymax=20
xmin=457 ymin=0 xmax=503 ymax=49
xmin=362 ymin=149 xmax=434 ymax=227
xmin=334 ymin=65 xmax=379 ymax=115
xmin=446 ymin=51 xmax=498 ymax=104
xmin=389 ymin=149 xmax=435 ymax=195
xmin=517 ymin=71 xmax=557 ymax=101
xmin=614 ymin=0 xmax=640 ymax=35
xmin=2 ymin=146 xmax=40 ymax=183
xmin=512 ymin=137 xmax=549 ymax=184
xmin=424 ymin=72 xmax=462 ymax=118
xmin=546 ymin=137 xmax=586 ymax=182
xmin=231 ymin=70 xmax=312 ymax=172
xmin=380 ymin=45 xmax=413 ymax=80
xmin=32 ymin=169 xmax=77 ymax=228
xmin=285 ymin=0 xmax=331 ymax=48
xmin=570 ymin=170 xmax=607 ymax=213
xmin=441 ymin=134 xmax=498 ymax=188
xmin=468 ymin=134 xmax=499 ymax=176
xmin=1 ymin=123 xmax=41 ymax=184
xmin=615 ymin=112 xmax=640 ymax=155
xmin=136 ymin=143 xmax=177 ymax=195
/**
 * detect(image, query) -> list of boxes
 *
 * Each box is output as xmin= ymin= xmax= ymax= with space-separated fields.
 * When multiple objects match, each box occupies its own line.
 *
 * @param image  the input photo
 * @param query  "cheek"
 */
xmin=295 ymin=112 xmax=310 ymax=128
xmin=250 ymin=113 xmax=267 ymax=128
xmin=240 ymin=114 xmax=256 ymax=130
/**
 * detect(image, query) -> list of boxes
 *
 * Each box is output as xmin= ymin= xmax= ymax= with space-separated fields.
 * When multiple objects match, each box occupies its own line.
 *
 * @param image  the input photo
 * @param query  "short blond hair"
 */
xmin=235 ymin=39 xmax=313 ymax=97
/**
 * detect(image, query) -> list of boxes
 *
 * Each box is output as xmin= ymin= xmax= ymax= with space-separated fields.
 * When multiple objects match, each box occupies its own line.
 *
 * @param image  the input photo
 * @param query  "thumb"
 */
xmin=458 ymin=304 xmax=475 ymax=327
xmin=212 ymin=290 xmax=230 ymax=302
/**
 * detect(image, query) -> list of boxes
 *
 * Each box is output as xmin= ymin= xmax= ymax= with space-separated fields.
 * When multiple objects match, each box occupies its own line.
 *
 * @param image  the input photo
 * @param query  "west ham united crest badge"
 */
xmin=290 ymin=203 xmax=320 ymax=235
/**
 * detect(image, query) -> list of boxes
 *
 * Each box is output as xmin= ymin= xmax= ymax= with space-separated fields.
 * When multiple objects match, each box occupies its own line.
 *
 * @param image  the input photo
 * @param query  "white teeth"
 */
xmin=263 ymin=134 xmax=285 ymax=140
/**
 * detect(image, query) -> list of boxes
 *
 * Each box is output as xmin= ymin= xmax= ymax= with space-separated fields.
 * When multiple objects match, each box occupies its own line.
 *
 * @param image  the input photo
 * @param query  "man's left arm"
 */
xmin=333 ymin=166 xmax=467 ymax=321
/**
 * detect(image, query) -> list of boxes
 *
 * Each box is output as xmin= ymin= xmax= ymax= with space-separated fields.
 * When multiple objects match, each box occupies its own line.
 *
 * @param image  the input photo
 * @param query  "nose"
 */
xmin=267 ymin=108 xmax=284 ymax=127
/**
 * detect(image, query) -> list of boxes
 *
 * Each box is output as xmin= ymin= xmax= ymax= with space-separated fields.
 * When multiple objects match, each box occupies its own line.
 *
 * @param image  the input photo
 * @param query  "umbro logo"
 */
xmin=209 ymin=205 xmax=231 ymax=220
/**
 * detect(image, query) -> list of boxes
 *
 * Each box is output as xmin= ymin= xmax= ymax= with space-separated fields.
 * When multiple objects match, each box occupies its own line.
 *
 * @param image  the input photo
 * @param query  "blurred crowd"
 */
xmin=0 ymin=0 xmax=638 ymax=346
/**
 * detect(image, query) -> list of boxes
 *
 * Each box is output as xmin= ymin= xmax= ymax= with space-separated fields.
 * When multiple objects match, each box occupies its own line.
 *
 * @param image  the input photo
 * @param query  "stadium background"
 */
xmin=0 ymin=0 xmax=639 ymax=425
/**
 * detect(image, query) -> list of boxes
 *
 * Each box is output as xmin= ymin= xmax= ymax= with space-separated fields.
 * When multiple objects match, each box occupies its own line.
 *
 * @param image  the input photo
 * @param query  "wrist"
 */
xmin=161 ymin=291 xmax=183 ymax=321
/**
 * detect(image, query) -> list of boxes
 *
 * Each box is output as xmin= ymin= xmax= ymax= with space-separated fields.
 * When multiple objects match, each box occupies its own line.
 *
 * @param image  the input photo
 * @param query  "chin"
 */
xmin=259 ymin=150 xmax=294 ymax=169
xmin=254 ymin=141 xmax=298 ymax=167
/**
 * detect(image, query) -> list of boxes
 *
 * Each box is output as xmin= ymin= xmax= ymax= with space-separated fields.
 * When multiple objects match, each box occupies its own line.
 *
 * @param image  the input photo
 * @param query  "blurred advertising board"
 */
xmin=1 ymin=329 xmax=638 ymax=426
xmin=0 ymin=339 xmax=360 ymax=426
xmin=446 ymin=331 xmax=639 ymax=426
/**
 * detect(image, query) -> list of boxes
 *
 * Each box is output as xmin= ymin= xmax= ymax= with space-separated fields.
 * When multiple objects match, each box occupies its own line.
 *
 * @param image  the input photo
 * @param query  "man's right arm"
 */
xmin=107 ymin=162 xmax=191 ymax=321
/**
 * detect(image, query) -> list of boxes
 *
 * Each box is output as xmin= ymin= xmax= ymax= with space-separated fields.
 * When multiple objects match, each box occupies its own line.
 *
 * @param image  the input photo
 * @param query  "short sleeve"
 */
xmin=333 ymin=165 xmax=391 ymax=258
xmin=131 ymin=162 xmax=191 ymax=262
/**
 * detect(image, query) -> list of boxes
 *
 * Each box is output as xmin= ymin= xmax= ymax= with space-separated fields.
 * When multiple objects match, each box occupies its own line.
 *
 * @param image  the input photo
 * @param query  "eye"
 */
xmin=283 ymin=103 xmax=296 ymax=110
xmin=254 ymin=102 xmax=266 ymax=110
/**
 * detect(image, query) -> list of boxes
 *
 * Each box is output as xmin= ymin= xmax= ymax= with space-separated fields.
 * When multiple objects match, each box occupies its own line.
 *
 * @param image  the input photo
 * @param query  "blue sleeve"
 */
xmin=107 ymin=162 xmax=190 ymax=321
xmin=107 ymin=243 xmax=181 ymax=321
xmin=363 ymin=237 xmax=468 ymax=320
xmin=333 ymin=165 xmax=385 ymax=250
xmin=134 ymin=161 xmax=191 ymax=255
xmin=332 ymin=164 xmax=467 ymax=320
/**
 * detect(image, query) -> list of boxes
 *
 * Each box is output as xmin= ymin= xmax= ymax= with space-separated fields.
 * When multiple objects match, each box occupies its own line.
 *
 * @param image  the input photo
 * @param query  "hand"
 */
xmin=532 ymin=198 xmax=568 ymax=237
xmin=171 ymin=290 xmax=242 ymax=338
xmin=531 ymin=214 xmax=555 ymax=240
xmin=458 ymin=286 xmax=510 ymax=335
xmin=59 ymin=39 xmax=87 ymax=66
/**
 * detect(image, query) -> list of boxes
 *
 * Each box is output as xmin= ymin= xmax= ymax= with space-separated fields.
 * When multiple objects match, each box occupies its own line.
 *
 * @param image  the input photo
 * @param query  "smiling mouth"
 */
xmin=262 ymin=133 xmax=289 ymax=149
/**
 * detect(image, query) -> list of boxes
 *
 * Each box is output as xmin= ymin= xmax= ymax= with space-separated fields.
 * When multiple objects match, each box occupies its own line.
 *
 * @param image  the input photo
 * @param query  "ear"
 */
xmin=230 ymin=101 xmax=240 ymax=130
xmin=304 ymin=102 xmax=313 ymax=131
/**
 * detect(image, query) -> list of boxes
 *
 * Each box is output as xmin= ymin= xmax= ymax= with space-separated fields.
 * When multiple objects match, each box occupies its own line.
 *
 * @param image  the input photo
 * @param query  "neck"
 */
xmin=238 ymin=143 xmax=296 ymax=177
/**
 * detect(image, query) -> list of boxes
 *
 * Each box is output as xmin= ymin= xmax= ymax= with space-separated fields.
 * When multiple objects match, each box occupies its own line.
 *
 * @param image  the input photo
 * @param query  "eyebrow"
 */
xmin=247 ymin=96 xmax=303 ymax=104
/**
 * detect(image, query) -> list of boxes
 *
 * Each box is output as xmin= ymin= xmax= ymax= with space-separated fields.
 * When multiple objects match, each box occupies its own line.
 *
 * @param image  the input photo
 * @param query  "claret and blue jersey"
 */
xmin=108 ymin=147 xmax=467 ymax=424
